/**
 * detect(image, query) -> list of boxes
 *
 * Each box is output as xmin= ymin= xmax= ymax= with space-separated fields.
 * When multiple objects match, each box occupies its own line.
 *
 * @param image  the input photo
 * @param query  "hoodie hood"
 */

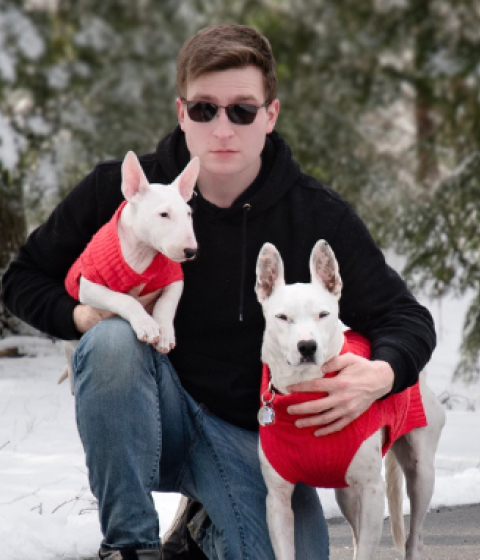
xmin=155 ymin=125 xmax=301 ymax=220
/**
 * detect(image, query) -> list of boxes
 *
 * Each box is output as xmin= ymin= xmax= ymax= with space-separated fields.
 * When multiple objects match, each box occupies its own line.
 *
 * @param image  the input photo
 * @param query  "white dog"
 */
xmin=255 ymin=240 xmax=445 ymax=560
xmin=60 ymin=152 xmax=199 ymax=393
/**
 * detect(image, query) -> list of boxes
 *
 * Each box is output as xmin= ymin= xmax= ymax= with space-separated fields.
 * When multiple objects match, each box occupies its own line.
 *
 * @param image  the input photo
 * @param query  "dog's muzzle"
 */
xmin=184 ymin=248 xmax=198 ymax=260
xmin=297 ymin=339 xmax=317 ymax=363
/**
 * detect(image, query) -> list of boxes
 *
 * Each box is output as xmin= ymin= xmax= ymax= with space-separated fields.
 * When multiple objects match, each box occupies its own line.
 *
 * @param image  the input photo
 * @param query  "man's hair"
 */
xmin=176 ymin=24 xmax=278 ymax=102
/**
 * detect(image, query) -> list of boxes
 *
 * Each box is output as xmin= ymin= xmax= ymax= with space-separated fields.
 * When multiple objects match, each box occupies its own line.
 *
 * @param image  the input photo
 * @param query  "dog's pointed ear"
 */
xmin=255 ymin=243 xmax=285 ymax=303
xmin=121 ymin=151 xmax=150 ymax=201
xmin=310 ymin=240 xmax=342 ymax=298
xmin=174 ymin=157 xmax=200 ymax=202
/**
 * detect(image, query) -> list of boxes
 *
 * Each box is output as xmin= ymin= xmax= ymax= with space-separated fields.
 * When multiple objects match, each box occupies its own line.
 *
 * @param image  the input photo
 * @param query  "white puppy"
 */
xmin=255 ymin=240 xmax=445 ymax=560
xmin=60 ymin=152 xmax=199 ymax=393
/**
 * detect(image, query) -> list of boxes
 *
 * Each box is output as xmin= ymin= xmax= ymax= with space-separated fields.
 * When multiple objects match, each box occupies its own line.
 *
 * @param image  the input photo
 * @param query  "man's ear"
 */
xmin=266 ymin=99 xmax=280 ymax=134
xmin=121 ymin=151 xmax=150 ymax=201
xmin=255 ymin=243 xmax=285 ymax=303
xmin=176 ymin=97 xmax=186 ymax=132
xmin=310 ymin=240 xmax=342 ymax=298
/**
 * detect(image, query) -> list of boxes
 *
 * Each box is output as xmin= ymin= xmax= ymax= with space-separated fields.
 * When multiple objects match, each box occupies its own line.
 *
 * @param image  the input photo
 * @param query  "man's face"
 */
xmin=176 ymin=66 xmax=279 ymax=187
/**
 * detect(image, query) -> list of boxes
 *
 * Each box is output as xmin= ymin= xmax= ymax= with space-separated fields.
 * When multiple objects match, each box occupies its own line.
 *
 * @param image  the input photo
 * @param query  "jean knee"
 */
xmin=73 ymin=317 xmax=153 ymax=390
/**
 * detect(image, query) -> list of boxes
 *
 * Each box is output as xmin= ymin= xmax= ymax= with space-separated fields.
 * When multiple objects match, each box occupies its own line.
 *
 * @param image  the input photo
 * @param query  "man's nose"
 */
xmin=213 ymin=108 xmax=234 ymax=137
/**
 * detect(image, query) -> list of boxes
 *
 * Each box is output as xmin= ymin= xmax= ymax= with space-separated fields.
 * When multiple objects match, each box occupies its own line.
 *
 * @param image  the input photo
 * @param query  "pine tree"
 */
xmin=2 ymin=0 xmax=480 ymax=378
xmin=0 ymin=0 xmax=201 ymax=334
xmin=229 ymin=0 xmax=480 ymax=380
xmin=398 ymin=152 xmax=480 ymax=382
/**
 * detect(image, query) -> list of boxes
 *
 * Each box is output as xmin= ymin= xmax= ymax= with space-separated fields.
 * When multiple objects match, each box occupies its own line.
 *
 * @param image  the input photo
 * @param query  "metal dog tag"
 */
xmin=259 ymin=381 xmax=276 ymax=426
xmin=258 ymin=404 xmax=275 ymax=426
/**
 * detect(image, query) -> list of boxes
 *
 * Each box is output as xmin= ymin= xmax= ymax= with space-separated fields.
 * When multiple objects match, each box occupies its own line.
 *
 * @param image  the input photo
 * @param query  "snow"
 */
xmin=0 ymin=6 xmax=45 ymax=62
xmin=0 ymin=6 xmax=45 ymax=171
xmin=0 ymin=292 xmax=479 ymax=559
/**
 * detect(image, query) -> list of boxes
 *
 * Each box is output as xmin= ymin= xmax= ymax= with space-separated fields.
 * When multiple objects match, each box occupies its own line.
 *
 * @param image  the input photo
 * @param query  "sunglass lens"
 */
xmin=227 ymin=104 xmax=257 ymax=125
xmin=187 ymin=102 xmax=218 ymax=122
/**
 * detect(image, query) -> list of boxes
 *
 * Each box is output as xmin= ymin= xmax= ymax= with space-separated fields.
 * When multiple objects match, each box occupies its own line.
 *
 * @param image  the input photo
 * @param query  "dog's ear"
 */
xmin=121 ymin=151 xmax=150 ymax=201
xmin=310 ymin=240 xmax=342 ymax=298
xmin=174 ymin=157 xmax=200 ymax=202
xmin=255 ymin=243 xmax=285 ymax=303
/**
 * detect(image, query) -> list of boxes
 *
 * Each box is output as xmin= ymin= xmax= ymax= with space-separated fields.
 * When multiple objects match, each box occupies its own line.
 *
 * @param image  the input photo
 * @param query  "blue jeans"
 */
xmin=73 ymin=318 xmax=329 ymax=559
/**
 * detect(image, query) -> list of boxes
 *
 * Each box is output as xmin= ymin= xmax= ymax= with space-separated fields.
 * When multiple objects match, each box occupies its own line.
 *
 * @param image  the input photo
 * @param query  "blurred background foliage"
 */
xmin=1 ymin=0 xmax=479 ymax=381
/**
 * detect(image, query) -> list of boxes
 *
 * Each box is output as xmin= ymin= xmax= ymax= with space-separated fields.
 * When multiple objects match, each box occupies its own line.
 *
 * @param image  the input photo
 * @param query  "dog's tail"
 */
xmin=385 ymin=450 xmax=406 ymax=556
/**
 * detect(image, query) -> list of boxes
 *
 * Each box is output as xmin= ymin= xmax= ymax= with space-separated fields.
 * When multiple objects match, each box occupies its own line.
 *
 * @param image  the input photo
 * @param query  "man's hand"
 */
xmin=73 ymin=304 xmax=115 ymax=334
xmin=73 ymin=285 xmax=162 ymax=334
xmin=286 ymin=354 xmax=395 ymax=436
xmin=128 ymin=286 xmax=162 ymax=315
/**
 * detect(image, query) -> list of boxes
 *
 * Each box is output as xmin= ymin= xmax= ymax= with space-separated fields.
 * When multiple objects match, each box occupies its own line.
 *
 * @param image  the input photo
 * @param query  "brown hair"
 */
xmin=176 ymin=24 xmax=278 ymax=102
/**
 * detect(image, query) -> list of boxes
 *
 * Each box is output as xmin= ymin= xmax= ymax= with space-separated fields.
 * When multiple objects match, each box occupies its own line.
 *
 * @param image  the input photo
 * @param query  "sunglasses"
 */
xmin=182 ymin=99 xmax=270 ymax=125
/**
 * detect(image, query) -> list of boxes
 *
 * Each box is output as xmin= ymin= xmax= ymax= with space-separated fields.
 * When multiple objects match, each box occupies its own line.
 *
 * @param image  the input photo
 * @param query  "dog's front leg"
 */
xmin=151 ymin=280 xmax=183 ymax=353
xmin=259 ymin=444 xmax=296 ymax=559
xmin=336 ymin=431 xmax=385 ymax=560
xmin=79 ymin=277 xmax=161 ymax=345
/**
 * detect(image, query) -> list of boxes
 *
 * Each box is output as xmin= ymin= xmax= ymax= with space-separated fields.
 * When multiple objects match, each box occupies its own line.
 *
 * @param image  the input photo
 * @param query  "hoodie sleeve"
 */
xmin=2 ymin=166 xmax=121 ymax=340
xmin=332 ymin=204 xmax=436 ymax=395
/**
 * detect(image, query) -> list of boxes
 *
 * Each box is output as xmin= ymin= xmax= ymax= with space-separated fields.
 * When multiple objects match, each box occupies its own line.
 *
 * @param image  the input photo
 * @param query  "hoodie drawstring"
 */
xmin=238 ymin=203 xmax=251 ymax=321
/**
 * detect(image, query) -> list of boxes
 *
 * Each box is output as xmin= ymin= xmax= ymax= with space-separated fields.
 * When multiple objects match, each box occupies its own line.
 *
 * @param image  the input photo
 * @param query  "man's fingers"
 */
xmin=321 ymin=353 xmax=357 ymax=374
xmin=314 ymin=417 xmax=352 ymax=436
xmin=290 ymin=408 xmax=354 ymax=436
xmin=73 ymin=304 xmax=115 ymax=333
xmin=128 ymin=286 xmax=161 ymax=314
xmin=97 ymin=308 xmax=115 ymax=319
xmin=288 ymin=396 xmax=335 ymax=416
xmin=128 ymin=285 xmax=145 ymax=297
xmin=287 ymin=354 xmax=358 ymax=393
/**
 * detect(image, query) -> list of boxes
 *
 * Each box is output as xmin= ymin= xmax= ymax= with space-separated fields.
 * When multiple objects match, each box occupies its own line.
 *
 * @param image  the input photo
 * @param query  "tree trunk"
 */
xmin=413 ymin=0 xmax=439 ymax=186
xmin=415 ymin=87 xmax=438 ymax=185
xmin=0 ymin=169 xmax=27 ymax=336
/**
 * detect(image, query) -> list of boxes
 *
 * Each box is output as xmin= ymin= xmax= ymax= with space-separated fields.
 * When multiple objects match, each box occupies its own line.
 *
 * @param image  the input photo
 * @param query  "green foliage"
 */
xmin=399 ymin=153 xmax=480 ymax=297
xmin=395 ymin=152 xmax=480 ymax=382
xmin=455 ymin=292 xmax=480 ymax=384
xmin=1 ymin=0 xmax=480 ymax=377
xmin=1 ymin=0 xmax=204 ymax=225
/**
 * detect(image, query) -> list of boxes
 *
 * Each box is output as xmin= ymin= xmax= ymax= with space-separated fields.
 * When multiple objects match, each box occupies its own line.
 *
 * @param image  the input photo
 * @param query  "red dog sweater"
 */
xmin=65 ymin=201 xmax=184 ymax=300
xmin=259 ymin=330 xmax=427 ymax=488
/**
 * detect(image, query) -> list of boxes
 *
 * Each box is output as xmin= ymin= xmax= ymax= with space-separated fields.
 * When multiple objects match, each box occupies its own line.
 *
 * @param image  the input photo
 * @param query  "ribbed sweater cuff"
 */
xmin=371 ymin=345 xmax=411 ymax=398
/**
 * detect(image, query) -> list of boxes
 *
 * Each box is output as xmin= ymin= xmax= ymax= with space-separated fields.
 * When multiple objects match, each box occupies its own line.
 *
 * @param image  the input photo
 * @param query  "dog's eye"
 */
xmin=275 ymin=314 xmax=289 ymax=322
xmin=160 ymin=212 xmax=170 ymax=218
xmin=319 ymin=311 xmax=330 ymax=319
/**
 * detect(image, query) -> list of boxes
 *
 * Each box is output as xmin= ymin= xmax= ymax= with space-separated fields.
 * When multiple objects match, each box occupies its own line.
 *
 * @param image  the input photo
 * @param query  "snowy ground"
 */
xmin=1 ymin=293 xmax=479 ymax=559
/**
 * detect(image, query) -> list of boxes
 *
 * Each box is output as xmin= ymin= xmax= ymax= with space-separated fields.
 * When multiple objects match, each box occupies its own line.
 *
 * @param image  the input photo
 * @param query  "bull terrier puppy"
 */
xmin=60 ymin=152 xmax=199 ymax=393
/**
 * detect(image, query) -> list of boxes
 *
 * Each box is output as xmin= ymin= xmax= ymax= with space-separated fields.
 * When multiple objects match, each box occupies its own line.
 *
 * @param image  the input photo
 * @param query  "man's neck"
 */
xmin=197 ymin=159 xmax=262 ymax=208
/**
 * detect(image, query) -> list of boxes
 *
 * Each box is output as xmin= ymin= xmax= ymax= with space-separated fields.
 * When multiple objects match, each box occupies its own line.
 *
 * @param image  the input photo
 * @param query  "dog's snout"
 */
xmin=297 ymin=340 xmax=317 ymax=358
xmin=184 ymin=248 xmax=198 ymax=260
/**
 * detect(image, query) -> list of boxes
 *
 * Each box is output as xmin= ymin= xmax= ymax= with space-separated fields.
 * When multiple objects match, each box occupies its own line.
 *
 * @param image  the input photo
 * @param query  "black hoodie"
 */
xmin=2 ymin=127 xmax=436 ymax=430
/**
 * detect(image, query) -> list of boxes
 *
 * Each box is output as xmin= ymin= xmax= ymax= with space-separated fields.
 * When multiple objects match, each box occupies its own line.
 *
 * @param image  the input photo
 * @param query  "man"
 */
xmin=2 ymin=24 xmax=436 ymax=560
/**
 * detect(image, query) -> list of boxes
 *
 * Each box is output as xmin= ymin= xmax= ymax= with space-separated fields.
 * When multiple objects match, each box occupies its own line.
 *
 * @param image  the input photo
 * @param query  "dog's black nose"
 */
xmin=184 ymin=248 xmax=198 ymax=260
xmin=298 ymin=340 xmax=317 ymax=358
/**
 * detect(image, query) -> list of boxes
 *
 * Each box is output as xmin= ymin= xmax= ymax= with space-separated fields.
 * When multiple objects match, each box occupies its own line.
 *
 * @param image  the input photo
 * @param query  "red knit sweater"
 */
xmin=259 ymin=331 xmax=427 ymax=488
xmin=65 ymin=201 xmax=184 ymax=300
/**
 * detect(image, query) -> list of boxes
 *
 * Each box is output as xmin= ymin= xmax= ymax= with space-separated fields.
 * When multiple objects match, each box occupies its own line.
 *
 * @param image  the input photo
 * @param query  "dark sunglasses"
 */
xmin=182 ymin=99 xmax=270 ymax=125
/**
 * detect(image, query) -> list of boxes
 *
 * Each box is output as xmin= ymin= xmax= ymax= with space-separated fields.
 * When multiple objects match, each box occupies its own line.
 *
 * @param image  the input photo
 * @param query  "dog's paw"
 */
xmin=155 ymin=323 xmax=176 ymax=353
xmin=130 ymin=315 xmax=161 ymax=345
